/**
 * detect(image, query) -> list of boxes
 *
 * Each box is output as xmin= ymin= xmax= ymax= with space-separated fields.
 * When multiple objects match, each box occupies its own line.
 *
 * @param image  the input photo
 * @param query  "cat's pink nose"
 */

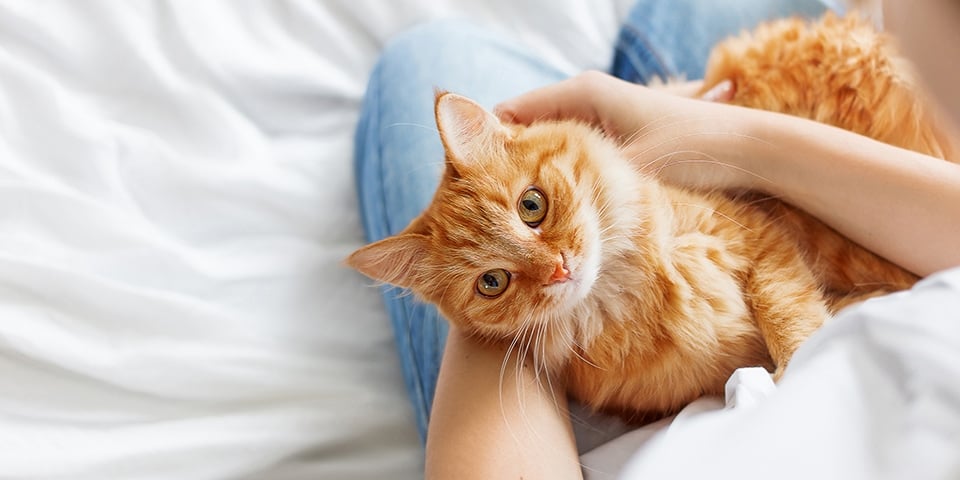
xmin=548 ymin=261 xmax=570 ymax=284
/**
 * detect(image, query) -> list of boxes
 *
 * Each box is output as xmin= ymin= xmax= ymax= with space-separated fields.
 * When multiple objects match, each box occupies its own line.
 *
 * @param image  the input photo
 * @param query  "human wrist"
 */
xmin=683 ymin=102 xmax=768 ymax=191
xmin=717 ymin=105 xmax=792 ymax=192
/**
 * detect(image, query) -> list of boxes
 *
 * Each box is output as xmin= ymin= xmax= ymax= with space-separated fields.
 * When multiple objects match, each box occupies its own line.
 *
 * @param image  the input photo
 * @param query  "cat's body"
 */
xmin=348 ymin=14 xmax=954 ymax=421
xmin=543 ymin=126 xmax=819 ymax=416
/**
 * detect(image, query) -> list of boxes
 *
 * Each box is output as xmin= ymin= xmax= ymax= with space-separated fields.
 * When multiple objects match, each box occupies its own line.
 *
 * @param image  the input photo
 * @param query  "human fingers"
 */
xmin=699 ymin=79 xmax=735 ymax=102
xmin=652 ymin=78 xmax=734 ymax=101
xmin=494 ymin=70 xmax=616 ymax=126
xmin=496 ymin=73 xmax=727 ymax=130
xmin=656 ymin=79 xmax=705 ymax=97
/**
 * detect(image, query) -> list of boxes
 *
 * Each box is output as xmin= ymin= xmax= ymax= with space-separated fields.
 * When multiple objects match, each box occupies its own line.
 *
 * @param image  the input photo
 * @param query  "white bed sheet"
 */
xmin=0 ymin=1 xmax=633 ymax=479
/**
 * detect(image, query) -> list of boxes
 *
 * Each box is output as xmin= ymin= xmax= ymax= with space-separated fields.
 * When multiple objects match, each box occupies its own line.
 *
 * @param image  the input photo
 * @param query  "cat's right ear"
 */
xmin=435 ymin=91 xmax=510 ymax=170
xmin=345 ymin=233 xmax=428 ymax=290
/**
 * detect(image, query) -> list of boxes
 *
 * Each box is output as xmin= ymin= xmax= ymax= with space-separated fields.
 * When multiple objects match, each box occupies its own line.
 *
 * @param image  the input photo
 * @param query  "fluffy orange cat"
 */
xmin=348 ymin=14 xmax=954 ymax=420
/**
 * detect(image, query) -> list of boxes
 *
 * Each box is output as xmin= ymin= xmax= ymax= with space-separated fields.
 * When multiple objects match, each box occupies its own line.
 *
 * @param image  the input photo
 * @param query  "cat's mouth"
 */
xmin=544 ymin=249 xmax=599 ymax=308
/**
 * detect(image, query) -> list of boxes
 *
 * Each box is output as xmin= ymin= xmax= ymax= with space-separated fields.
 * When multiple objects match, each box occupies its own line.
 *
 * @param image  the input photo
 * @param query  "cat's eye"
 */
xmin=476 ymin=269 xmax=510 ymax=297
xmin=518 ymin=187 xmax=547 ymax=227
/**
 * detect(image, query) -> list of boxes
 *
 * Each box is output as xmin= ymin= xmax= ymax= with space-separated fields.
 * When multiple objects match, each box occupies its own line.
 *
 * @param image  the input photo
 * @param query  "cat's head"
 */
xmin=347 ymin=92 xmax=632 ymax=342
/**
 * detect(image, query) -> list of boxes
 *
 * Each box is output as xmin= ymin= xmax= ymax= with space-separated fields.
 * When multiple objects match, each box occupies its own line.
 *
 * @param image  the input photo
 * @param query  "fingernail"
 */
xmin=701 ymin=79 xmax=734 ymax=102
xmin=493 ymin=104 xmax=514 ymax=121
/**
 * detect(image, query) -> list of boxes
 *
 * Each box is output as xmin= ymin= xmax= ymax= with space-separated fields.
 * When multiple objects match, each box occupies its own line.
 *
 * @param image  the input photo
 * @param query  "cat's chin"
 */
xmin=551 ymin=244 xmax=601 ymax=312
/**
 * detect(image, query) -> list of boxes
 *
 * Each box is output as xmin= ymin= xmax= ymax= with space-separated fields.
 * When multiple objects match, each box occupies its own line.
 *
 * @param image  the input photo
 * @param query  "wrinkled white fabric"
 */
xmin=581 ymin=368 xmax=776 ymax=479
xmin=0 ymin=1 xmax=632 ymax=479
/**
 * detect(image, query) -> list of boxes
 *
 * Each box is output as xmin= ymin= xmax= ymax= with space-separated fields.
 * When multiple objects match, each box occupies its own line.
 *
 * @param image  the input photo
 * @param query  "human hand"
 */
xmin=494 ymin=71 xmax=759 ymax=191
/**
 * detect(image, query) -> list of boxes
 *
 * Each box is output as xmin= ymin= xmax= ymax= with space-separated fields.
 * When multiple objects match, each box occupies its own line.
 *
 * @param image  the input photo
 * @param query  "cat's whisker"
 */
xmin=621 ymin=112 xmax=737 ymax=145
xmin=499 ymin=340 xmax=519 ymax=397
xmin=593 ymin=195 xmax=613 ymax=219
xmin=566 ymin=411 xmax=597 ymax=431
xmin=499 ymin=316 xmax=535 ymax=446
xmin=597 ymin=225 xmax=627 ymax=243
xmin=537 ymin=320 xmax=549 ymax=378
xmin=381 ymin=285 xmax=415 ymax=300
xmin=616 ymin=112 xmax=691 ymax=147
xmin=851 ymin=281 xmax=902 ymax=288
xmin=432 ymin=269 xmax=462 ymax=307
xmin=597 ymin=222 xmax=623 ymax=237
xmin=547 ymin=319 xmax=601 ymax=432
xmin=619 ymin=113 xmax=733 ymax=150
xmin=599 ymin=235 xmax=633 ymax=246
xmin=533 ymin=319 xmax=550 ymax=395
xmin=527 ymin=319 xmax=541 ymax=387
xmin=627 ymin=131 xmax=775 ymax=168
xmin=403 ymin=160 xmax=447 ymax=181
xmin=579 ymin=462 xmax=612 ymax=478
xmin=551 ymin=309 xmax=605 ymax=372
xmin=566 ymin=340 xmax=605 ymax=371
xmin=529 ymin=315 xmax=567 ymax=439
xmin=642 ymin=154 xmax=778 ymax=187
xmin=384 ymin=122 xmax=440 ymax=134
xmin=515 ymin=322 xmax=553 ymax=445
xmin=515 ymin=323 xmax=535 ymax=422
xmin=471 ymin=153 xmax=495 ymax=182
xmin=749 ymin=194 xmax=787 ymax=207
xmin=671 ymin=201 xmax=757 ymax=233
xmin=619 ymin=114 xmax=748 ymax=156
xmin=424 ymin=268 xmax=461 ymax=309
xmin=510 ymin=323 xmax=552 ymax=446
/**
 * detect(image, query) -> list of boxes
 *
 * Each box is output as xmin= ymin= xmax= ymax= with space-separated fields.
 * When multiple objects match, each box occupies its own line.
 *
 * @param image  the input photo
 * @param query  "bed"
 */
xmin=0 ymin=1 xmax=634 ymax=478
xmin=4 ymin=2 xmax=959 ymax=480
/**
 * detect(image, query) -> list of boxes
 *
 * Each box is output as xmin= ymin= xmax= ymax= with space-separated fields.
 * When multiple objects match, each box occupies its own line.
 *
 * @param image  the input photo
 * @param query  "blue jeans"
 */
xmin=354 ymin=0 xmax=832 ymax=442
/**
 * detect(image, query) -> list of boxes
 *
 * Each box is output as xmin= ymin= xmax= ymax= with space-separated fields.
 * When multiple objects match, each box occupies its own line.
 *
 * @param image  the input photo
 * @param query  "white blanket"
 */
xmin=0 ymin=1 xmax=632 ymax=478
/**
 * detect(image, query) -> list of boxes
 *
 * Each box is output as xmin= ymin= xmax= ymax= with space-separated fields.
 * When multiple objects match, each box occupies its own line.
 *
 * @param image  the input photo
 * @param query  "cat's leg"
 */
xmin=746 ymin=254 xmax=830 ymax=380
xmin=760 ymin=200 xmax=919 ymax=312
xmin=354 ymin=20 xmax=566 ymax=442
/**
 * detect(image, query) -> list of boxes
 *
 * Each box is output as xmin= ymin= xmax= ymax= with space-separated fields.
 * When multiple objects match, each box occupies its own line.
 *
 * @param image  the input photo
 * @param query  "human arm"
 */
xmin=732 ymin=104 xmax=960 ymax=277
xmin=495 ymin=72 xmax=960 ymax=276
xmin=425 ymin=328 xmax=582 ymax=480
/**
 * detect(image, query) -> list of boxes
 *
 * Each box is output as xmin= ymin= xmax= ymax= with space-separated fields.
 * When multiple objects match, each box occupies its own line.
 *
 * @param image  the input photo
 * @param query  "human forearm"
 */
xmin=732 ymin=108 xmax=960 ymax=276
xmin=425 ymin=329 xmax=581 ymax=480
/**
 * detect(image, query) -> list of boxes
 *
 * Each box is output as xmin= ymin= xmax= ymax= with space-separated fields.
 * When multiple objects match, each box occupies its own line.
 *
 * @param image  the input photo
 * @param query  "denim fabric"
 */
xmin=354 ymin=0 xmax=831 ymax=443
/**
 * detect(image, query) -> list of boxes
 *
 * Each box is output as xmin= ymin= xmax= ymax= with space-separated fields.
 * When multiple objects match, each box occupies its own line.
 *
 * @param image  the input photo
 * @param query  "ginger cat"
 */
xmin=347 ymin=14 xmax=953 ymax=421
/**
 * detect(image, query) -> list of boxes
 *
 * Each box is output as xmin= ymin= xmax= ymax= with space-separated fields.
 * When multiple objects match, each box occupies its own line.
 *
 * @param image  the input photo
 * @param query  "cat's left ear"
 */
xmin=435 ymin=91 xmax=510 ymax=169
xmin=345 ymin=233 xmax=428 ymax=290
